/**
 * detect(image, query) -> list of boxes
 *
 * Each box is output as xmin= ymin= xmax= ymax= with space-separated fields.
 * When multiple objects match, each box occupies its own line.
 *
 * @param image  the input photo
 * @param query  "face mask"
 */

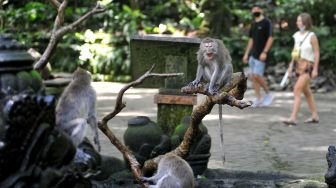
xmin=253 ymin=12 xmax=261 ymax=18
xmin=299 ymin=26 xmax=305 ymax=32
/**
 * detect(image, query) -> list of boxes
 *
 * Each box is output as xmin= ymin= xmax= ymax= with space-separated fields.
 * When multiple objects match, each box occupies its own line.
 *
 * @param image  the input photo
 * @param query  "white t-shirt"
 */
xmin=293 ymin=31 xmax=315 ymax=62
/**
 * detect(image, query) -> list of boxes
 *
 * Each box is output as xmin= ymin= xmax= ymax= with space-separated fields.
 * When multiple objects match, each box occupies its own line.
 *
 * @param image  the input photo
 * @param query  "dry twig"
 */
xmin=34 ymin=1 xmax=105 ymax=70
xmin=97 ymin=64 xmax=183 ymax=185
xmin=143 ymin=72 xmax=251 ymax=172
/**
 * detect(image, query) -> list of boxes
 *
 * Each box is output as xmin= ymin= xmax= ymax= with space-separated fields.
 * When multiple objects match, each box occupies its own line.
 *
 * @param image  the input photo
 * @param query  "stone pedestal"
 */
xmin=130 ymin=34 xmax=200 ymax=88
xmin=154 ymin=93 xmax=197 ymax=135
xmin=130 ymin=34 xmax=201 ymax=135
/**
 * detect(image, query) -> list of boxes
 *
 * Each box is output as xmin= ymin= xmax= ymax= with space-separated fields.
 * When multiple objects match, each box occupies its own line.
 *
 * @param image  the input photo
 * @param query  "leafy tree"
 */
xmin=1 ymin=0 xmax=334 ymax=80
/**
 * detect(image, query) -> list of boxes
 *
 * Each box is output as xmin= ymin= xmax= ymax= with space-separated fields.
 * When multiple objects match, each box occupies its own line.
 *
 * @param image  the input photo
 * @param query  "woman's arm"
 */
xmin=310 ymin=34 xmax=320 ymax=79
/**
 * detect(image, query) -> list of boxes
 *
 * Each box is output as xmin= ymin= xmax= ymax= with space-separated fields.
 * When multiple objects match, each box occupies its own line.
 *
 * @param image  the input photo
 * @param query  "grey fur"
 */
xmin=56 ymin=67 xmax=100 ymax=151
xmin=191 ymin=37 xmax=233 ymax=95
xmin=141 ymin=154 xmax=195 ymax=188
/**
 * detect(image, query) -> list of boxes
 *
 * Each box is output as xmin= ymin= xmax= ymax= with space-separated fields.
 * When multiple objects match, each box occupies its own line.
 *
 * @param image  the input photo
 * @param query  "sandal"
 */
xmin=283 ymin=119 xmax=297 ymax=126
xmin=304 ymin=117 xmax=319 ymax=124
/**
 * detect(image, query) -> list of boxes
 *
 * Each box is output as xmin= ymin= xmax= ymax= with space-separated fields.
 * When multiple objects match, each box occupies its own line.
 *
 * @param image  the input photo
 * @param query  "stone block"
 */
xmin=154 ymin=94 xmax=197 ymax=105
xmin=156 ymin=103 xmax=193 ymax=135
xmin=130 ymin=34 xmax=200 ymax=88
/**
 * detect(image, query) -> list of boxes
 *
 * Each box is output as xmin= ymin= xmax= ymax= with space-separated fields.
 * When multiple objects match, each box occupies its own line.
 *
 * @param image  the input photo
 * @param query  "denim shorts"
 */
xmin=248 ymin=56 xmax=265 ymax=76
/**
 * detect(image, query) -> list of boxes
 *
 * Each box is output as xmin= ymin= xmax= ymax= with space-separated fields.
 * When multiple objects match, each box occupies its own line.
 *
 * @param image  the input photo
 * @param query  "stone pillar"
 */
xmin=154 ymin=92 xmax=197 ymax=135
xmin=130 ymin=35 xmax=200 ymax=135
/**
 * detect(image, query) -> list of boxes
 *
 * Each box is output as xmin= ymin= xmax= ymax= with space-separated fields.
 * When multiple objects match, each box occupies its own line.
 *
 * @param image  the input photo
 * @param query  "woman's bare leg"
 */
xmin=289 ymin=74 xmax=310 ymax=122
xmin=302 ymin=77 xmax=319 ymax=119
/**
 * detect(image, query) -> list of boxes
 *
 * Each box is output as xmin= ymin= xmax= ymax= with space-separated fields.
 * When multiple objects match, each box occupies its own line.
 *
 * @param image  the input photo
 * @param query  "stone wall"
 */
xmin=130 ymin=34 xmax=200 ymax=88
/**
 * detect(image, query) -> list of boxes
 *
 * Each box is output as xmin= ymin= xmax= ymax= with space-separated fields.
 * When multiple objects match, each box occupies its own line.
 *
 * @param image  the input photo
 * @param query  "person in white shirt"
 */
xmin=283 ymin=13 xmax=320 ymax=125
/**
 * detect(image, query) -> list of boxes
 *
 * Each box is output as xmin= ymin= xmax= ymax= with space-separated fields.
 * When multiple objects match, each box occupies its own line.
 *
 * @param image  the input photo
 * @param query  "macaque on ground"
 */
xmin=141 ymin=154 xmax=195 ymax=188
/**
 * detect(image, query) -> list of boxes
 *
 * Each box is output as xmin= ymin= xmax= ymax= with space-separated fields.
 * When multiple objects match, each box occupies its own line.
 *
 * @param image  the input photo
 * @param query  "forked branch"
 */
xmin=98 ymin=64 xmax=183 ymax=185
xmin=143 ymin=72 xmax=251 ymax=172
xmin=34 ymin=1 xmax=105 ymax=70
xmin=49 ymin=0 xmax=61 ymax=9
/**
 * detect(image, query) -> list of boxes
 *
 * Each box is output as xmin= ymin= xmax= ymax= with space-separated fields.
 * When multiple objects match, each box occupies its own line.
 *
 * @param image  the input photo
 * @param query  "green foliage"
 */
xmin=222 ymin=33 xmax=248 ymax=72
xmin=317 ymin=27 xmax=336 ymax=70
xmin=1 ymin=0 xmax=335 ymax=82
xmin=220 ymin=0 xmax=336 ymax=71
xmin=0 ymin=1 xmax=52 ymax=49
xmin=89 ymin=3 xmax=146 ymax=81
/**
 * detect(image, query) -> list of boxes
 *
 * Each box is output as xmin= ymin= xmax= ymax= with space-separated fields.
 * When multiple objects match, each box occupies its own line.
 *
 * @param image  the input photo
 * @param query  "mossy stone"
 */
xmin=30 ymin=70 xmax=43 ymax=92
xmin=170 ymin=115 xmax=209 ymax=150
xmin=130 ymin=35 xmax=200 ymax=88
xmin=91 ymin=155 xmax=127 ymax=181
xmin=170 ymin=115 xmax=212 ymax=176
xmin=157 ymin=104 xmax=193 ymax=135
xmin=170 ymin=134 xmax=180 ymax=150
xmin=30 ymin=70 xmax=42 ymax=80
xmin=0 ymin=73 xmax=18 ymax=92
xmin=16 ymin=71 xmax=32 ymax=91
xmin=172 ymin=116 xmax=208 ymax=139
xmin=123 ymin=116 xmax=164 ymax=152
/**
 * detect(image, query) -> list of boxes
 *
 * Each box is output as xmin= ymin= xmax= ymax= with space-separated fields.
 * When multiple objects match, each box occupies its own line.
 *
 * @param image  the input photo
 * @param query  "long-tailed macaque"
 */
xmin=190 ymin=37 xmax=233 ymax=95
xmin=56 ymin=67 xmax=100 ymax=152
xmin=189 ymin=37 xmax=233 ymax=164
xmin=141 ymin=154 xmax=195 ymax=188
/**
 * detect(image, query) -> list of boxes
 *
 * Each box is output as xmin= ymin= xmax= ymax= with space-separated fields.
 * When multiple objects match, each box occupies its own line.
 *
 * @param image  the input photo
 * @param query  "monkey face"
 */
xmin=201 ymin=40 xmax=218 ymax=61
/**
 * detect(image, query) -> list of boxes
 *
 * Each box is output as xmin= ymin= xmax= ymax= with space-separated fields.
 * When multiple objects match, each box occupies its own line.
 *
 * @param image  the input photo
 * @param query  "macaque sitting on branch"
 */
xmin=187 ymin=37 xmax=234 ymax=164
xmin=189 ymin=37 xmax=233 ymax=95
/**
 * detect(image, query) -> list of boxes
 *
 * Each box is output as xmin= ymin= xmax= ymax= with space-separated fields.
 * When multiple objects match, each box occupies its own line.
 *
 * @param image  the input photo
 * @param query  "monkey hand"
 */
xmin=189 ymin=79 xmax=200 ymax=87
xmin=140 ymin=176 xmax=148 ymax=182
xmin=140 ymin=176 xmax=154 ymax=184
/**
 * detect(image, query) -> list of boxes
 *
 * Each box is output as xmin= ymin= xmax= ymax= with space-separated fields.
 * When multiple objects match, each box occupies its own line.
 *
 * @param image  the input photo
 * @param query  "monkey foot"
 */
xmin=207 ymin=90 xmax=219 ymax=96
xmin=230 ymin=100 xmax=251 ymax=109
xmin=238 ymin=100 xmax=252 ymax=109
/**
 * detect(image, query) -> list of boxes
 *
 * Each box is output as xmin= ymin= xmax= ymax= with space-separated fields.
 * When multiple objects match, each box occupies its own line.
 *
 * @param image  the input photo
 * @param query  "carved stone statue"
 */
xmin=325 ymin=146 xmax=336 ymax=187
xmin=0 ymin=93 xmax=90 ymax=187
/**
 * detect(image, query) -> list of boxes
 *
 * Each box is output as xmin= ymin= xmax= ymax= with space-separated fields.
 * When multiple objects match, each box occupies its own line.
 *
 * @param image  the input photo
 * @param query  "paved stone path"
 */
xmin=91 ymin=82 xmax=336 ymax=181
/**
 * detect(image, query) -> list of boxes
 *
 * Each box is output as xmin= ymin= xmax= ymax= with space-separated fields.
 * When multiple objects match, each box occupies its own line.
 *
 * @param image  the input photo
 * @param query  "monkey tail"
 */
xmin=218 ymin=104 xmax=225 ymax=165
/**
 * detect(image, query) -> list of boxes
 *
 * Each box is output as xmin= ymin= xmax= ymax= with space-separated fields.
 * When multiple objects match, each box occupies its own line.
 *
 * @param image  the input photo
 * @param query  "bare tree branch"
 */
xmin=143 ymin=72 xmax=251 ymax=172
xmin=49 ymin=0 xmax=61 ymax=9
xmin=98 ymin=64 xmax=183 ymax=185
xmin=54 ymin=0 xmax=68 ymax=29
xmin=34 ymin=3 xmax=105 ymax=70
xmin=100 ymin=64 xmax=183 ymax=125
